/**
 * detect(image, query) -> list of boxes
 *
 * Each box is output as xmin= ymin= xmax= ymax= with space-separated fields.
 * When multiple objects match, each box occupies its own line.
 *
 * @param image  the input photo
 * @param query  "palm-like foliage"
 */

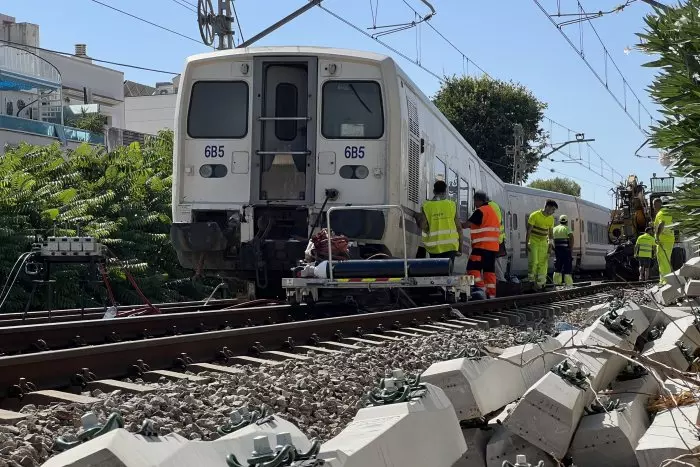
xmin=638 ymin=1 xmax=700 ymax=236
xmin=0 ymin=130 xmax=213 ymax=313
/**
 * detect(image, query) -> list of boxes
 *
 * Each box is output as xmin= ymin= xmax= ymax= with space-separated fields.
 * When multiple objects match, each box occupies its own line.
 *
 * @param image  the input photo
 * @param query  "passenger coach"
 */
xmin=170 ymin=46 xmax=611 ymax=293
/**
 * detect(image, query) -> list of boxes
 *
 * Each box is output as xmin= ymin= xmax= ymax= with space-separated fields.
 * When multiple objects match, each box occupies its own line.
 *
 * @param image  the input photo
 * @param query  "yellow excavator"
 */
xmin=605 ymin=174 xmax=685 ymax=280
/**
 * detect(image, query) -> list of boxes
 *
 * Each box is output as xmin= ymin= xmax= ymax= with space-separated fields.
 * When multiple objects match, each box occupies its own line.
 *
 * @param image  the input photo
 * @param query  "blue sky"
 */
xmin=3 ymin=0 xmax=666 ymax=206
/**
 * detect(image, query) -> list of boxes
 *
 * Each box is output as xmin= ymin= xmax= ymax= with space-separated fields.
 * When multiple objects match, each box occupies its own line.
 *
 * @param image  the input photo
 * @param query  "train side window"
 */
xmin=322 ymin=81 xmax=383 ymax=139
xmin=471 ymin=188 xmax=476 ymax=211
xmin=459 ymin=177 xmax=469 ymax=219
xmin=187 ymin=81 xmax=248 ymax=138
xmin=447 ymin=169 xmax=458 ymax=202
xmin=513 ymin=213 xmax=518 ymax=230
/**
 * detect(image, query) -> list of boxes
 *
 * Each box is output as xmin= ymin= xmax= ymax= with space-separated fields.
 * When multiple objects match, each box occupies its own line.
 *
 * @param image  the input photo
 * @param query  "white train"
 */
xmin=170 ymin=46 xmax=611 ymax=292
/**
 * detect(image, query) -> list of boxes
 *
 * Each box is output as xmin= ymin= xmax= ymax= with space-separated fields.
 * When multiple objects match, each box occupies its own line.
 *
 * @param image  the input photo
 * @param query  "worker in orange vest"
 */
xmin=467 ymin=191 xmax=501 ymax=298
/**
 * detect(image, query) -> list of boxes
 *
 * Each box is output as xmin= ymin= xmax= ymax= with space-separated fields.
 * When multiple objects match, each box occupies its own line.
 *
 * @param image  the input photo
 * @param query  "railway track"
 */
xmin=0 ymin=281 xmax=644 ymax=406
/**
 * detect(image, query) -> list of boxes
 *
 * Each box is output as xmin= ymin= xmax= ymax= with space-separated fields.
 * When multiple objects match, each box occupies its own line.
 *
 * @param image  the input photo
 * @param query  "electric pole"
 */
xmin=198 ymin=0 xmax=235 ymax=50
xmin=510 ymin=124 xmax=525 ymax=185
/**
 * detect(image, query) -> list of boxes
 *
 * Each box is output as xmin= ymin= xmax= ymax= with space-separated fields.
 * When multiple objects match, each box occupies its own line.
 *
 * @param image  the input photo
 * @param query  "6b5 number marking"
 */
xmin=204 ymin=145 xmax=224 ymax=158
xmin=344 ymin=146 xmax=365 ymax=159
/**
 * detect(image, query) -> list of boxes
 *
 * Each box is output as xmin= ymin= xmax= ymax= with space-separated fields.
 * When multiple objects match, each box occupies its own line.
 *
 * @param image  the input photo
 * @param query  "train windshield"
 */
xmin=187 ymin=81 xmax=248 ymax=138
xmin=322 ymin=81 xmax=383 ymax=139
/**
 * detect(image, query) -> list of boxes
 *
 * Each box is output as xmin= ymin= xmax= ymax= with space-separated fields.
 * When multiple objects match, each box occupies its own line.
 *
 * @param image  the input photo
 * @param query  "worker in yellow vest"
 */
xmin=634 ymin=226 xmax=655 ymax=281
xmin=415 ymin=180 xmax=463 ymax=259
xmin=526 ymin=199 xmax=558 ymax=290
xmin=653 ymin=197 xmax=674 ymax=284
xmin=486 ymin=197 xmax=507 ymax=282
xmin=552 ymin=215 xmax=574 ymax=286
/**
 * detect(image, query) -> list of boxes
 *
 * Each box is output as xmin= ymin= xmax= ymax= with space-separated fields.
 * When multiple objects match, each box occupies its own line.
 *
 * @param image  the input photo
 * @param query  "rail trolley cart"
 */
xmin=283 ymin=205 xmax=474 ymax=305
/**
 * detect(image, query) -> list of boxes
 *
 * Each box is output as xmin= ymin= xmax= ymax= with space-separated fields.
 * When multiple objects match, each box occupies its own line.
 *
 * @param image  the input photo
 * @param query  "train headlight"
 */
xmin=339 ymin=165 xmax=369 ymax=180
xmin=354 ymin=165 xmax=369 ymax=179
xmin=199 ymin=164 xmax=228 ymax=178
xmin=199 ymin=164 xmax=214 ymax=178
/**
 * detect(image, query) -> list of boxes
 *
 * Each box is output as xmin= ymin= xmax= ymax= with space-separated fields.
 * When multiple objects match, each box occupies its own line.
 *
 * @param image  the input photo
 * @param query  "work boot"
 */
xmin=553 ymin=272 xmax=563 ymax=285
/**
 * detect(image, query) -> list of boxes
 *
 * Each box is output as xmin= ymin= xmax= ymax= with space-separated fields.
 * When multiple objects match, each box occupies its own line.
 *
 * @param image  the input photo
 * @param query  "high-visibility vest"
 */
xmin=470 ymin=204 xmax=500 ymax=252
xmin=528 ymin=210 xmax=554 ymax=241
xmin=422 ymin=199 xmax=459 ymax=254
xmin=488 ymin=200 xmax=506 ymax=243
xmin=654 ymin=208 xmax=674 ymax=243
xmin=553 ymin=224 xmax=572 ymax=248
xmin=635 ymin=233 xmax=655 ymax=258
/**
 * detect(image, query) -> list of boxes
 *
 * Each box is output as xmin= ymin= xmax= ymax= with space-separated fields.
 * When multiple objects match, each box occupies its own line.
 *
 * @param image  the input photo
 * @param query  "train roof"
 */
xmin=184 ymin=46 xmax=393 ymax=65
xmin=506 ymin=183 xmax=609 ymax=211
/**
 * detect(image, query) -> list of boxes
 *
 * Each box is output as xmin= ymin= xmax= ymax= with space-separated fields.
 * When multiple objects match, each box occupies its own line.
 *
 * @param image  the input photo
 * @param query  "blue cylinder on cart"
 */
xmin=324 ymin=258 xmax=453 ymax=278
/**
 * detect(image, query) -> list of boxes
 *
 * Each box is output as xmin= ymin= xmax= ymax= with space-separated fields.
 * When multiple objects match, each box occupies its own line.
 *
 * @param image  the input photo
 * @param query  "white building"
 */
xmin=124 ymin=77 xmax=179 ymax=135
xmin=0 ymin=14 xmax=124 ymax=151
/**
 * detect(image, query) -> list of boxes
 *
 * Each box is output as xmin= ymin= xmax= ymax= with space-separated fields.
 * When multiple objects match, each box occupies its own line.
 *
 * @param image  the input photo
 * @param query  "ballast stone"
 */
xmin=503 ymin=302 xmax=651 ymax=458
xmin=567 ymin=375 xmax=658 ymax=466
xmin=317 ymin=383 xmax=468 ymax=467
xmin=420 ymin=336 xmax=565 ymax=420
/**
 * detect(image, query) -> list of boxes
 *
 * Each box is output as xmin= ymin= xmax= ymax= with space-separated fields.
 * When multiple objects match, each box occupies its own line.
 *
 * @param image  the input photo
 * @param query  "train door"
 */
xmin=508 ymin=192 xmax=522 ymax=266
xmin=251 ymin=57 xmax=318 ymax=204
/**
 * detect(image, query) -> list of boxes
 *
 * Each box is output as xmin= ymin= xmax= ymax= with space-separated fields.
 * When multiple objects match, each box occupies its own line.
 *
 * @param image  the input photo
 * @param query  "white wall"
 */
xmin=34 ymin=51 xmax=125 ymax=128
xmin=124 ymin=93 xmax=176 ymax=135
xmin=0 ymin=129 xmax=87 ymax=154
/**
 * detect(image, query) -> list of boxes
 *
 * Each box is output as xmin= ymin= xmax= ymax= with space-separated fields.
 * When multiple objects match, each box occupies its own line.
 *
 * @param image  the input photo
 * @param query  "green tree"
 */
xmin=0 ymin=130 xmax=214 ymax=313
xmin=528 ymin=177 xmax=581 ymax=197
xmin=433 ymin=75 xmax=548 ymax=182
xmin=67 ymin=109 xmax=105 ymax=135
xmin=638 ymin=0 xmax=700 ymax=234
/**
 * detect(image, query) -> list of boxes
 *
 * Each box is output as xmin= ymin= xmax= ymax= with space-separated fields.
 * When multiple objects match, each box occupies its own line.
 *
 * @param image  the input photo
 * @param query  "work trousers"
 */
xmin=553 ymin=246 xmax=573 ymax=286
xmin=656 ymin=240 xmax=674 ymax=284
xmin=494 ymin=256 xmax=506 ymax=282
xmin=467 ymin=248 xmax=497 ymax=298
xmin=527 ymin=239 xmax=549 ymax=288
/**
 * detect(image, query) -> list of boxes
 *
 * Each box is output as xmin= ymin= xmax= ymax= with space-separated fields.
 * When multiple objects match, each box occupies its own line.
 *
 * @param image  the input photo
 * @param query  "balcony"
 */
xmin=0 ymin=114 xmax=104 ymax=145
xmin=0 ymin=43 xmax=104 ymax=147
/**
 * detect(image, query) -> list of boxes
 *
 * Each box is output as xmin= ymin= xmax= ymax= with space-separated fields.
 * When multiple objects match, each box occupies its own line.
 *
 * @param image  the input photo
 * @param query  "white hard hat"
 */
xmin=559 ymin=215 xmax=568 ymax=223
xmin=661 ymin=196 xmax=671 ymax=204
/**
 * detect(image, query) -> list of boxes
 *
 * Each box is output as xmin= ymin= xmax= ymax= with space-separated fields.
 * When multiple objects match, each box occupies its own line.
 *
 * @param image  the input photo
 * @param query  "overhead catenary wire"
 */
xmin=0 ymin=39 xmax=180 ymax=75
xmin=169 ymin=0 xmax=197 ymax=13
xmin=317 ymin=3 xmax=623 ymax=187
xmin=89 ymin=0 xmax=211 ymax=48
xmin=531 ymin=0 xmax=655 ymax=134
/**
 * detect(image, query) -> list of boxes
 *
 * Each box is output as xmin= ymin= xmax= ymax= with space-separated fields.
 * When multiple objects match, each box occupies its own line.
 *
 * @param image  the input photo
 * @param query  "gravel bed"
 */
xmin=0 ymin=290 xmax=643 ymax=467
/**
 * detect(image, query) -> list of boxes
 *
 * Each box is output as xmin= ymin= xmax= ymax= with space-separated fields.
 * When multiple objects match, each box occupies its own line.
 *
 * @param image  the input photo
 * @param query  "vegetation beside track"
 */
xmin=0 ymin=130 xmax=215 ymax=313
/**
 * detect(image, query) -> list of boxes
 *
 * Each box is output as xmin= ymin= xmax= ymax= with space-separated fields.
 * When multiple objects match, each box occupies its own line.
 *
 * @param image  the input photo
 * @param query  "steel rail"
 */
xmin=0 ymin=282 xmax=621 ymax=355
xmin=0 ymin=298 xmax=256 ymax=326
xmin=0 ymin=282 xmax=634 ymax=400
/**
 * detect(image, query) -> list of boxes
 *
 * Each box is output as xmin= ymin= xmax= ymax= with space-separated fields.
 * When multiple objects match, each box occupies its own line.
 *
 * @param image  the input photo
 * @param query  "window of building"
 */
xmin=188 ymin=81 xmax=249 ymax=138
xmin=322 ymin=81 xmax=383 ymax=139
xmin=459 ymin=177 xmax=469 ymax=220
xmin=274 ymin=83 xmax=298 ymax=141
xmin=447 ymin=169 xmax=458 ymax=202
